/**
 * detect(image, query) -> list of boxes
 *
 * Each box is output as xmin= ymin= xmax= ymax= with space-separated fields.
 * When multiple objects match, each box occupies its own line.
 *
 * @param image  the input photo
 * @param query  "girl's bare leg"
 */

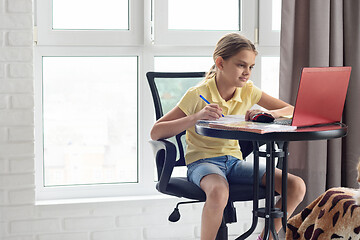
xmin=199 ymin=174 xmax=229 ymax=240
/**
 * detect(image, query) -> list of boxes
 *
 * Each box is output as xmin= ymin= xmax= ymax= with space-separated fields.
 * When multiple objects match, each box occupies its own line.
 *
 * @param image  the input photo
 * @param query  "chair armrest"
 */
xmin=149 ymin=139 xmax=177 ymax=193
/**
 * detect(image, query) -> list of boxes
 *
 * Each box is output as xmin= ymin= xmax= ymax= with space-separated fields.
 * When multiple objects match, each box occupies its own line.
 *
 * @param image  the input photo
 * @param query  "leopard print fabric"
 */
xmin=286 ymin=187 xmax=360 ymax=240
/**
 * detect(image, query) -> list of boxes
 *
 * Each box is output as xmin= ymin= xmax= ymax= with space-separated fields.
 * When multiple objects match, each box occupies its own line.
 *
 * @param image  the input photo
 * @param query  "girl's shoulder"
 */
xmin=240 ymin=80 xmax=261 ymax=100
xmin=186 ymin=78 xmax=209 ymax=93
xmin=182 ymin=85 xmax=202 ymax=101
xmin=241 ymin=80 xmax=256 ymax=92
xmin=244 ymin=80 xmax=255 ymax=88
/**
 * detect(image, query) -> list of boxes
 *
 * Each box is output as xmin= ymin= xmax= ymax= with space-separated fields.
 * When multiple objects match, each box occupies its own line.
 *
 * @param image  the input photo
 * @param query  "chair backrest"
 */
xmin=147 ymin=71 xmax=254 ymax=167
xmin=147 ymin=72 xmax=206 ymax=166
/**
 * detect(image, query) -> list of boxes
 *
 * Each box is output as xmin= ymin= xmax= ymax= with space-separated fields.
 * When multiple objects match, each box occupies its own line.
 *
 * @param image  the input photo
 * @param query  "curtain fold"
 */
xmin=280 ymin=0 xmax=360 ymax=213
xmin=343 ymin=0 xmax=360 ymax=188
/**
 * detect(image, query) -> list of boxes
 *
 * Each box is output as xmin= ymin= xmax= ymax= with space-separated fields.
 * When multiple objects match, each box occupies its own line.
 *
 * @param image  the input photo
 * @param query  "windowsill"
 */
xmin=36 ymin=194 xmax=178 ymax=206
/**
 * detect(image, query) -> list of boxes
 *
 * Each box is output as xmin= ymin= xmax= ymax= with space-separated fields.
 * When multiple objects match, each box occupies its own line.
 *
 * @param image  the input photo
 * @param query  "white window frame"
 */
xmin=36 ymin=0 xmax=144 ymax=46
xmin=259 ymin=0 xmax=281 ymax=46
xmin=34 ymin=46 xmax=163 ymax=201
xmin=153 ymin=0 xmax=256 ymax=45
xmin=35 ymin=0 xmax=280 ymax=202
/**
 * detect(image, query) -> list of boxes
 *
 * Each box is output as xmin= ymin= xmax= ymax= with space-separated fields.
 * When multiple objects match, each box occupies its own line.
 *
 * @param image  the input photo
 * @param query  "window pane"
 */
xmin=52 ymin=0 xmax=128 ymax=30
xmin=42 ymin=57 xmax=137 ymax=186
xmin=272 ymin=0 xmax=281 ymax=31
xmin=154 ymin=56 xmax=213 ymax=72
xmin=168 ymin=0 xmax=239 ymax=30
xmin=261 ymin=57 xmax=280 ymax=98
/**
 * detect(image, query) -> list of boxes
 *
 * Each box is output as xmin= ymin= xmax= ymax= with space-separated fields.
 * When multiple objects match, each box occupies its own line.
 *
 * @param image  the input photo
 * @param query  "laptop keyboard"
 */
xmin=273 ymin=118 xmax=292 ymax=126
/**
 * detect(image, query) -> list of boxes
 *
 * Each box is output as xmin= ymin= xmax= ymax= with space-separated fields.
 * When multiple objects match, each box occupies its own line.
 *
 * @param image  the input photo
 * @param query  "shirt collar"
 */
xmin=208 ymin=76 xmax=243 ymax=103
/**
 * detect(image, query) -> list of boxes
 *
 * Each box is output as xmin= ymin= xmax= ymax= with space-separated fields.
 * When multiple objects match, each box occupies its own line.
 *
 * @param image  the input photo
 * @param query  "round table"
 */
xmin=195 ymin=122 xmax=347 ymax=240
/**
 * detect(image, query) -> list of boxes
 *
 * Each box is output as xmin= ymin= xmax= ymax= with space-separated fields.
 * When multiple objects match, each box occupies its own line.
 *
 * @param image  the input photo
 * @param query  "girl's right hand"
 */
xmin=196 ymin=104 xmax=223 ymax=121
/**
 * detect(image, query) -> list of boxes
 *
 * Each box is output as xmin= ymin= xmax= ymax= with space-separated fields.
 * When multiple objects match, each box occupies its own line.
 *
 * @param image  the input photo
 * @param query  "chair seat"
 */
xmin=157 ymin=177 xmax=269 ymax=202
xmin=157 ymin=177 xmax=206 ymax=201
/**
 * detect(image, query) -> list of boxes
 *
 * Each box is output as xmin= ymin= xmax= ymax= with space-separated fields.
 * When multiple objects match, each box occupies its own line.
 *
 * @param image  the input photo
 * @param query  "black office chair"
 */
xmin=147 ymin=72 xmax=272 ymax=240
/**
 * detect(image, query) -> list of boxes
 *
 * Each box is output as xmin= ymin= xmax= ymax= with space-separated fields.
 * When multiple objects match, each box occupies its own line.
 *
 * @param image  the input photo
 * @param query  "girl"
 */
xmin=151 ymin=33 xmax=306 ymax=240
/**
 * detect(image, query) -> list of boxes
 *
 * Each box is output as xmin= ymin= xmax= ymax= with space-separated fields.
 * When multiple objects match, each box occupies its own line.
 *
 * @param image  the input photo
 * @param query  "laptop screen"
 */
xmin=291 ymin=67 xmax=351 ymax=127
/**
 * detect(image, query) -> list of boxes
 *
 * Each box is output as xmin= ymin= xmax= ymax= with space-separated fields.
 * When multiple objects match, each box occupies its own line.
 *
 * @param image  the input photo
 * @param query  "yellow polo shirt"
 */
xmin=177 ymin=76 xmax=262 ymax=165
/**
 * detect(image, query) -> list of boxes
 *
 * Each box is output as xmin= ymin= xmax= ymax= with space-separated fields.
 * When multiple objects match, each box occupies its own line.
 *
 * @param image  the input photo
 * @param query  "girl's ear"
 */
xmin=215 ymin=56 xmax=224 ymax=71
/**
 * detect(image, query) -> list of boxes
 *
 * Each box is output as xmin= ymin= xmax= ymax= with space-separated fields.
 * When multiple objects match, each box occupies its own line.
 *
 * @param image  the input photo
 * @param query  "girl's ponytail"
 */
xmin=205 ymin=64 xmax=217 ymax=80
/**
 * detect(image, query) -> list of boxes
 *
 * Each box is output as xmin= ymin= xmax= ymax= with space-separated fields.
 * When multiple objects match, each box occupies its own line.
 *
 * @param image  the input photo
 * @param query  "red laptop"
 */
xmin=278 ymin=66 xmax=351 ymax=127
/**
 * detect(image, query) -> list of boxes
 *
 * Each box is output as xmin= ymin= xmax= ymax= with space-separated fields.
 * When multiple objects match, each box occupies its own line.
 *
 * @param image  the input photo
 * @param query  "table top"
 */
xmin=195 ymin=122 xmax=348 ymax=142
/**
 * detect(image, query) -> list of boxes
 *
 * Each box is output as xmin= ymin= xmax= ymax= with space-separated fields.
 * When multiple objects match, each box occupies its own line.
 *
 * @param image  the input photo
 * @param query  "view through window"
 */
xmin=42 ymin=57 xmax=138 ymax=186
xmin=36 ymin=0 xmax=281 ymax=199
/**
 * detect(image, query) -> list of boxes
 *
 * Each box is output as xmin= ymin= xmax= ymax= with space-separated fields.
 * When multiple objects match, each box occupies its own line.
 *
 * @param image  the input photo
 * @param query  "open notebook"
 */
xmin=198 ymin=115 xmax=297 ymax=134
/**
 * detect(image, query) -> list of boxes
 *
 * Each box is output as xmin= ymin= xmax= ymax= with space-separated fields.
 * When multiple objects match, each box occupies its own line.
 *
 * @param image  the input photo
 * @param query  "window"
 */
xmin=259 ymin=0 xmax=281 ymax=46
xmin=272 ymin=0 xmax=282 ymax=31
xmin=168 ymin=0 xmax=239 ymax=31
xmin=36 ymin=0 xmax=143 ymax=45
xmin=153 ymin=0 xmax=256 ymax=45
xmin=52 ymin=0 xmax=129 ymax=30
xmin=35 ymin=0 xmax=280 ymax=201
xmin=261 ymin=57 xmax=280 ymax=98
xmin=42 ymin=56 xmax=137 ymax=186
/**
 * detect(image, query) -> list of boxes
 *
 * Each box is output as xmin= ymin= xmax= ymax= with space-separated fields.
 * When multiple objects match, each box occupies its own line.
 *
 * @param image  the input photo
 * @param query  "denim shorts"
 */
xmin=187 ymin=155 xmax=266 ymax=188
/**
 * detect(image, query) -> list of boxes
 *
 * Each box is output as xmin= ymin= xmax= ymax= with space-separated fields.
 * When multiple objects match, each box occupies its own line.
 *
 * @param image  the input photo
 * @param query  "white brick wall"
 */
xmin=0 ymin=1 xmax=262 ymax=239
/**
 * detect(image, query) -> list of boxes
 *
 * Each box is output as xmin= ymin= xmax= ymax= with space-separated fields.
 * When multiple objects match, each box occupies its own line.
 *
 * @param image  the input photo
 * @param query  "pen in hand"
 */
xmin=199 ymin=95 xmax=224 ymax=117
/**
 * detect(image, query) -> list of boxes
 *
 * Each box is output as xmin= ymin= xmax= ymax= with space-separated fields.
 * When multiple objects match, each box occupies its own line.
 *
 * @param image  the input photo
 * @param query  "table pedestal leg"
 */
xmin=237 ymin=141 xmax=288 ymax=240
xmin=235 ymin=142 xmax=261 ymax=240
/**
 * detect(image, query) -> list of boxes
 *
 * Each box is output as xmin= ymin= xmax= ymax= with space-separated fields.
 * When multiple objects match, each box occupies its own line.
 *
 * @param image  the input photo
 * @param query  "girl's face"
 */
xmin=218 ymin=49 xmax=256 ymax=88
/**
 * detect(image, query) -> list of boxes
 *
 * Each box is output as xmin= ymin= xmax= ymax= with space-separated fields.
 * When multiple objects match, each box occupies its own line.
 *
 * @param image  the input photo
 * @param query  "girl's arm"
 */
xmin=245 ymin=91 xmax=294 ymax=120
xmin=151 ymin=104 xmax=223 ymax=141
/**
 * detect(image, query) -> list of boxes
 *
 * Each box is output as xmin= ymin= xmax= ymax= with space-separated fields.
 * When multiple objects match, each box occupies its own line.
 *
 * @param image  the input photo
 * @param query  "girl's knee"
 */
xmin=288 ymin=175 xmax=306 ymax=201
xmin=205 ymin=183 xmax=229 ymax=208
